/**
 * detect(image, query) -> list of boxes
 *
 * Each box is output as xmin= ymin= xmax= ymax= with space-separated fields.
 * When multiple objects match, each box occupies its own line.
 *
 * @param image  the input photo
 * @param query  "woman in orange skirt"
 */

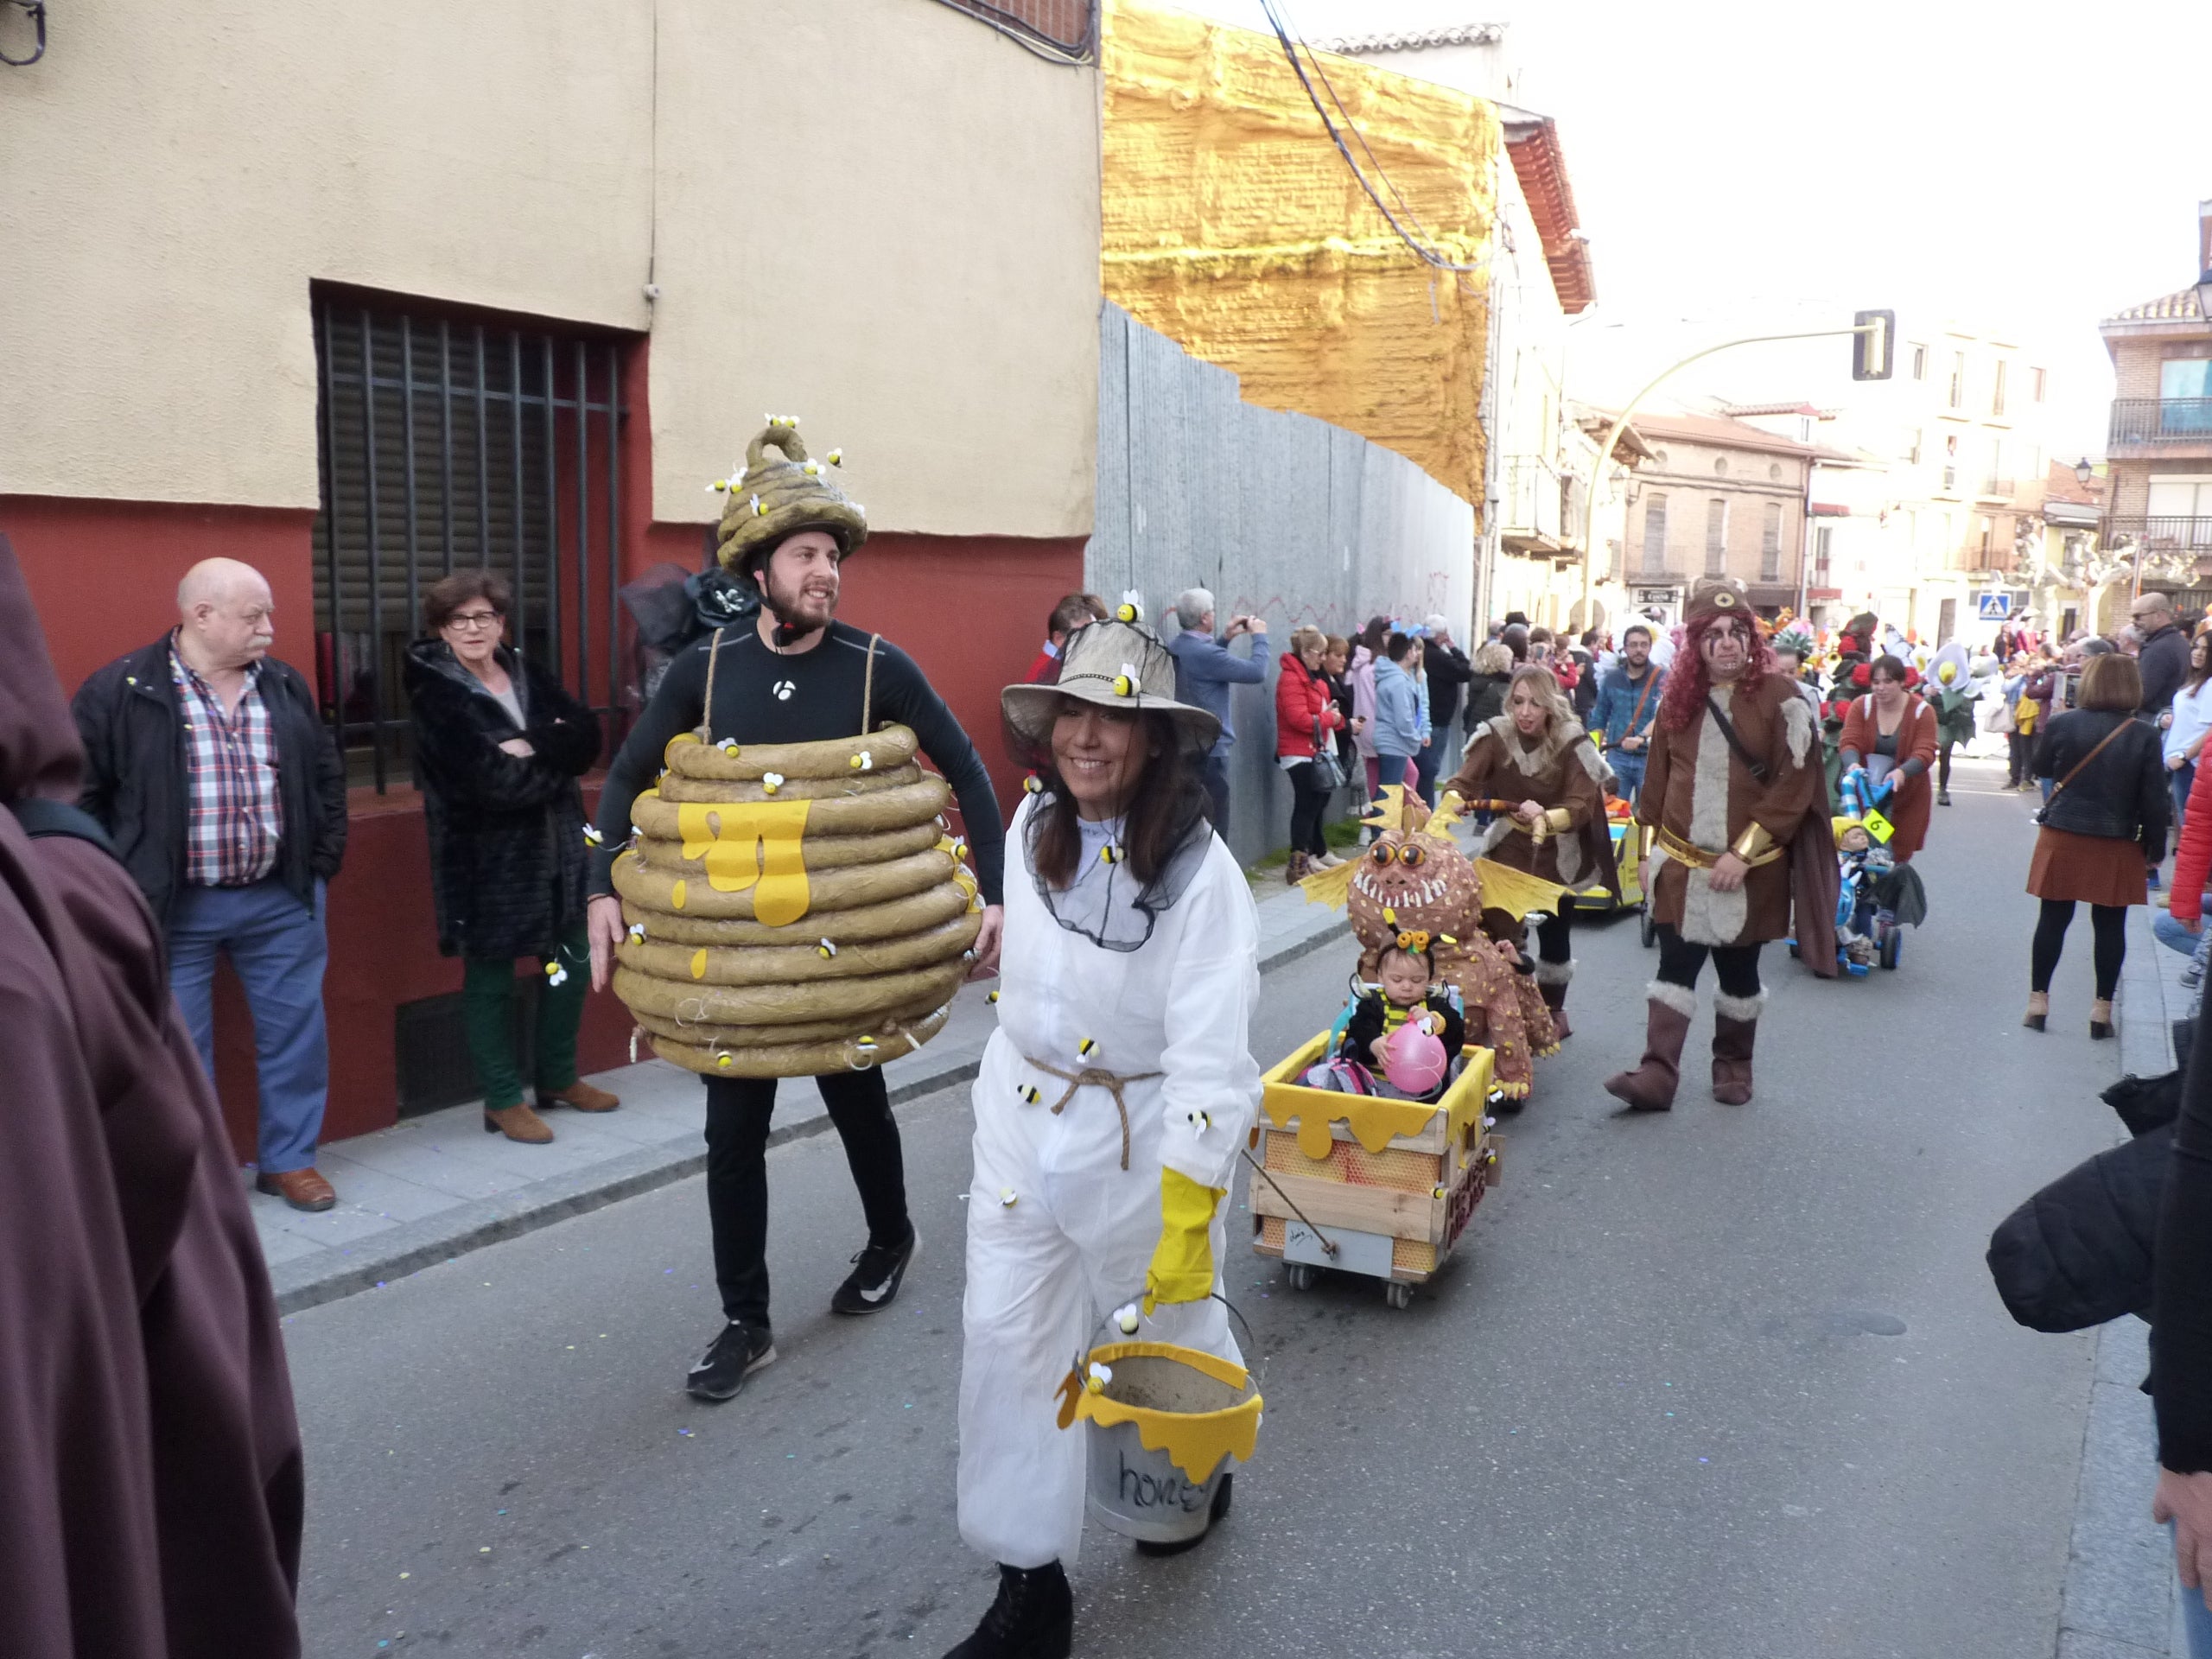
xmin=2025 ymin=652 xmax=2170 ymax=1038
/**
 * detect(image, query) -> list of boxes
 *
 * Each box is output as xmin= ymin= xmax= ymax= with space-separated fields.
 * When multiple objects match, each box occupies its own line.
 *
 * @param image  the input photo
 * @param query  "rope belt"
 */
xmin=1022 ymin=1055 xmax=1162 ymax=1172
xmin=1654 ymin=825 xmax=1784 ymax=871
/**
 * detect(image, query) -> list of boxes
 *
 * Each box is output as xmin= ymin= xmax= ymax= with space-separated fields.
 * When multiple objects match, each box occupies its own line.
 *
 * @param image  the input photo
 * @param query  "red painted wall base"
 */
xmin=4 ymin=493 xmax=1084 ymax=1160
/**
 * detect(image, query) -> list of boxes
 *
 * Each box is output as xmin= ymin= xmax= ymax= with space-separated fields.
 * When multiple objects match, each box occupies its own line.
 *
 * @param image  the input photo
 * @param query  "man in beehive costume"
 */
xmin=944 ymin=619 xmax=1261 ymax=1658
xmin=587 ymin=421 xmax=1005 ymax=1403
xmin=1605 ymin=579 xmax=1837 ymax=1114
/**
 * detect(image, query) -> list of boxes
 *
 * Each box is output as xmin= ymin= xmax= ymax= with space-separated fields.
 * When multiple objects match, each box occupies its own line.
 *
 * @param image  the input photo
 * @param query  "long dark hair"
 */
xmin=2188 ymin=632 xmax=2212 ymax=696
xmin=1007 ymin=705 xmax=1211 ymax=894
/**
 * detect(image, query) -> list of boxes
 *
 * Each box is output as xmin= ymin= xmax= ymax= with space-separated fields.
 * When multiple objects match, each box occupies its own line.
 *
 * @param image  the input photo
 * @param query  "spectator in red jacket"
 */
xmin=1276 ymin=625 xmax=1347 ymax=882
xmin=1023 ymin=593 xmax=1108 ymax=685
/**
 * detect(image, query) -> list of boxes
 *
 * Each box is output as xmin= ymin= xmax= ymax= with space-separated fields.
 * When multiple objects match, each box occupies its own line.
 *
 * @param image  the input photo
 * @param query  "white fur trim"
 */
xmin=1679 ymin=695 xmax=1747 ymax=944
xmin=1780 ymin=694 xmax=1814 ymax=769
xmin=1713 ymin=988 xmax=1767 ymax=1022
xmin=1646 ymin=980 xmax=1698 ymax=1018
xmin=1573 ymin=737 xmax=1611 ymax=785
xmin=1553 ymin=823 xmax=1586 ymax=887
xmin=1472 ymin=817 xmax=1515 ymax=858
xmin=1534 ymin=957 xmax=1575 ymax=986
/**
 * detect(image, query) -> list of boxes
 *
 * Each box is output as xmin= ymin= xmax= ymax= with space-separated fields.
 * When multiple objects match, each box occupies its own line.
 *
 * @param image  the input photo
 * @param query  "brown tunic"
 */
xmin=1443 ymin=714 xmax=1620 ymax=902
xmin=0 ymin=536 xmax=303 ymax=1659
xmin=1637 ymin=675 xmax=1823 ymax=948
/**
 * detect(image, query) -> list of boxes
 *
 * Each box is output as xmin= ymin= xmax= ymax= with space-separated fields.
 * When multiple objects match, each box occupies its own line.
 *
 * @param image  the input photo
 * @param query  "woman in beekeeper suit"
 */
xmin=942 ymin=616 xmax=1262 ymax=1659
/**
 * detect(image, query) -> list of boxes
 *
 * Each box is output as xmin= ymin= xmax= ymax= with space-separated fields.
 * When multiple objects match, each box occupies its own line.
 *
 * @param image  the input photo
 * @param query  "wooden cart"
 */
xmin=1248 ymin=1033 xmax=1500 ymax=1309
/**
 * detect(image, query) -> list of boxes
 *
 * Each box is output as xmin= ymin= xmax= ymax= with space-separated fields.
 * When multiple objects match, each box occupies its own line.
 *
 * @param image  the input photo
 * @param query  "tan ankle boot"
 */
xmin=1604 ymin=988 xmax=1694 ymax=1113
xmin=484 ymin=1103 xmax=555 ymax=1143
xmin=2023 ymin=992 xmax=2049 ymax=1032
xmin=2089 ymin=999 xmax=2114 ymax=1040
xmin=540 ymin=1078 xmax=621 ymax=1113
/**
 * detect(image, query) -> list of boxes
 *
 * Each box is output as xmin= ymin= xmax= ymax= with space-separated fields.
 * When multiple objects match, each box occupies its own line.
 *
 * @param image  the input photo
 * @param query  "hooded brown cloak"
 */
xmin=0 ymin=535 xmax=303 ymax=1658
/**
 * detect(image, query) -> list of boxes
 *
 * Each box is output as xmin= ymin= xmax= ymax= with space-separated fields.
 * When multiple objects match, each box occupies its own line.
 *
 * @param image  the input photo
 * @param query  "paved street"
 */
xmin=286 ymin=759 xmax=2148 ymax=1658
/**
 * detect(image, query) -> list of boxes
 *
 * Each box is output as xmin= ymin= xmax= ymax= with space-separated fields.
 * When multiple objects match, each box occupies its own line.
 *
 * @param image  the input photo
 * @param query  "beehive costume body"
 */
xmin=590 ymin=421 xmax=1004 ymax=1332
xmin=957 ymin=620 xmax=1262 ymax=1570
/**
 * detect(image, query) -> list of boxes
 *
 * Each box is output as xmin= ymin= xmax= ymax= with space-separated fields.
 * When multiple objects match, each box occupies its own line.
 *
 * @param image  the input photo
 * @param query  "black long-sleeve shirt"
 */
xmin=590 ymin=620 xmax=1005 ymax=903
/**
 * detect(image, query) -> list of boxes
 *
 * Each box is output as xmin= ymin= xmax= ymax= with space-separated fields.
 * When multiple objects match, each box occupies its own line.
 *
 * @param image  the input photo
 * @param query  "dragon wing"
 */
xmin=1472 ymin=857 xmax=1574 ymax=918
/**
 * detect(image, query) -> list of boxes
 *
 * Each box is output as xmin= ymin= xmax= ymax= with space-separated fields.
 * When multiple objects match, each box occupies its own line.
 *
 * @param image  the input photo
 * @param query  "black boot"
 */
xmin=943 ymin=1561 xmax=1073 ymax=1659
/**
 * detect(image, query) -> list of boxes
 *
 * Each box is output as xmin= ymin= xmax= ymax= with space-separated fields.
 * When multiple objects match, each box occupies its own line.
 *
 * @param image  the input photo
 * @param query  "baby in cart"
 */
xmin=1834 ymin=817 xmax=1896 ymax=967
xmin=1302 ymin=938 xmax=1467 ymax=1103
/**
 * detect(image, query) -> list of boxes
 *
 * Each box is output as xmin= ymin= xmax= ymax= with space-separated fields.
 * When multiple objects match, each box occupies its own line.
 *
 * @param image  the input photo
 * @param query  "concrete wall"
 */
xmin=1091 ymin=304 xmax=1475 ymax=864
xmin=0 ymin=0 xmax=1100 ymax=539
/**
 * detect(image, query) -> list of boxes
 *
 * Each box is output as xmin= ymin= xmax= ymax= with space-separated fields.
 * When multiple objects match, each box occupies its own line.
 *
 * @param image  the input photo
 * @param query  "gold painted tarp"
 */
xmin=1101 ymin=0 xmax=1498 ymax=505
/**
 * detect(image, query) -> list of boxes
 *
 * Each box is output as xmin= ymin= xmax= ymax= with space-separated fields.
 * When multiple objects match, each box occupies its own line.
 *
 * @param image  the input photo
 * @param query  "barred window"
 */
xmin=1760 ymin=501 xmax=1783 ymax=582
xmin=1641 ymin=493 xmax=1668 ymax=573
xmin=1704 ymin=499 xmax=1726 ymax=575
xmin=312 ymin=293 xmax=632 ymax=791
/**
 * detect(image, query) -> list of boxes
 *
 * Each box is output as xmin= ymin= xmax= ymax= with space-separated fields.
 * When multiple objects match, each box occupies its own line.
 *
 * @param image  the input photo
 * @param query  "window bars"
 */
xmin=311 ymin=296 xmax=629 ymax=791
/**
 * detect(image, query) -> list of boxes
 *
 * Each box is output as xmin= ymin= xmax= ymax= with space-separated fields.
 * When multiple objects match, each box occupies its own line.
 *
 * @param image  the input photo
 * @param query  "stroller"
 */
xmin=1794 ymin=759 xmax=1927 ymax=975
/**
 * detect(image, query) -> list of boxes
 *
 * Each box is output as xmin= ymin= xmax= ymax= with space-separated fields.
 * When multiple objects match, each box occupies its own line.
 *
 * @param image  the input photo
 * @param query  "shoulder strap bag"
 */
xmin=1703 ymin=693 xmax=1769 ymax=785
xmin=1297 ymin=658 xmax=1344 ymax=791
xmin=2032 ymin=719 xmax=2133 ymax=826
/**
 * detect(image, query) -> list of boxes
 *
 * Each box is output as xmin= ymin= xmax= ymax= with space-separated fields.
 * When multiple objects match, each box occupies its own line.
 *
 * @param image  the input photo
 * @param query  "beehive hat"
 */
xmin=1001 ymin=617 xmax=1220 ymax=755
xmin=713 ymin=418 xmax=868 ymax=579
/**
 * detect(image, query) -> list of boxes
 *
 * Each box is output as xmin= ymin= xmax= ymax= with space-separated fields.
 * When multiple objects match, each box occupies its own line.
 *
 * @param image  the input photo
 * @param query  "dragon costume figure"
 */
xmin=1300 ymin=789 xmax=1568 ymax=1096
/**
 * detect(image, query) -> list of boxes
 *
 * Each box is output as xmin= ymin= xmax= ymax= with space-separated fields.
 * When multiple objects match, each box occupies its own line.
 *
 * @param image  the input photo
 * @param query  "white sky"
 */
xmin=1164 ymin=0 xmax=2212 ymax=461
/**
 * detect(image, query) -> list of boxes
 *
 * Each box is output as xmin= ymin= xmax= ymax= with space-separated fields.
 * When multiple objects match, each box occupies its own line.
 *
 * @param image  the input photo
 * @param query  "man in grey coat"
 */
xmin=1166 ymin=586 xmax=1270 ymax=834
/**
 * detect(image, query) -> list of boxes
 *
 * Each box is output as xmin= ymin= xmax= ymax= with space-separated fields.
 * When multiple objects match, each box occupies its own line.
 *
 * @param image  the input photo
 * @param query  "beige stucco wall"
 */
xmin=0 ymin=0 xmax=1101 ymax=537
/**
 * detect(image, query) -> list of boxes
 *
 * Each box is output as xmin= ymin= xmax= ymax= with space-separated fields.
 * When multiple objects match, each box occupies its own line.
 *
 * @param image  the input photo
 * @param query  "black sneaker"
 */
xmin=685 ymin=1319 xmax=775 ymax=1402
xmin=830 ymin=1225 xmax=918 ymax=1315
xmin=943 ymin=1560 xmax=1071 ymax=1659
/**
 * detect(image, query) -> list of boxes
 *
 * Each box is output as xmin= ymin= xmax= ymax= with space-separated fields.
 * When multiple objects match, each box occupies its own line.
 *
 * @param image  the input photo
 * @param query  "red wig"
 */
xmin=1657 ymin=612 xmax=1777 ymax=730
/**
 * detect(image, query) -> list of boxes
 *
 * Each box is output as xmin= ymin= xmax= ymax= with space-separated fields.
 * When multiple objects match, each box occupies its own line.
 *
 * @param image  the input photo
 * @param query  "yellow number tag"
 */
xmin=1859 ymin=809 xmax=1896 ymax=844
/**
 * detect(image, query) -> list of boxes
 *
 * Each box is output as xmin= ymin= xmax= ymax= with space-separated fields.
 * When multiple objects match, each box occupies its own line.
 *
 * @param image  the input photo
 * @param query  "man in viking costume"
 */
xmin=1605 ymin=579 xmax=1836 ymax=1113
xmin=587 ymin=421 xmax=1005 ymax=1403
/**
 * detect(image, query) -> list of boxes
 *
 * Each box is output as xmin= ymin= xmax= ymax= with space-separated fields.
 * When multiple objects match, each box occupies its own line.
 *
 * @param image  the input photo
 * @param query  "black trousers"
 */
xmin=704 ymin=1070 xmax=911 ymax=1328
xmin=2031 ymin=898 xmax=2126 ymax=1000
xmin=1654 ymin=923 xmax=1763 ymax=998
xmin=1286 ymin=760 xmax=1331 ymax=856
xmin=1938 ymin=739 xmax=1956 ymax=792
xmin=1201 ymin=751 xmax=1232 ymax=837
xmin=1533 ymin=895 xmax=1575 ymax=965
xmin=2008 ymin=732 xmax=2033 ymax=786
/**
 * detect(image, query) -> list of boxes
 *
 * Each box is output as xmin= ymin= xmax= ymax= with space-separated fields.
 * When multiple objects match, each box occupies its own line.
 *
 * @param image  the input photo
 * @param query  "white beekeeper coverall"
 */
xmin=956 ymin=798 xmax=1262 ymax=1568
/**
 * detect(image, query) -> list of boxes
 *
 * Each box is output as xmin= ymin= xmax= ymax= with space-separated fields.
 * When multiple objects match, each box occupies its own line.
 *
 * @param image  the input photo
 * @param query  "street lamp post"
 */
xmin=1579 ymin=321 xmax=1891 ymax=626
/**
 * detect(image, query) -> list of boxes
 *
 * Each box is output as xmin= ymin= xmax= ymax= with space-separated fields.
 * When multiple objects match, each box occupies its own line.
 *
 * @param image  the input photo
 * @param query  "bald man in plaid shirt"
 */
xmin=73 ymin=559 xmax=349 ymax=1211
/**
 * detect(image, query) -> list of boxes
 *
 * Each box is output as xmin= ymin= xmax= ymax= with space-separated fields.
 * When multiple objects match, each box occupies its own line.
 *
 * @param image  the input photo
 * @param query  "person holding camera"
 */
xmin=1167 ymin=587 xmax=1271 ymax=835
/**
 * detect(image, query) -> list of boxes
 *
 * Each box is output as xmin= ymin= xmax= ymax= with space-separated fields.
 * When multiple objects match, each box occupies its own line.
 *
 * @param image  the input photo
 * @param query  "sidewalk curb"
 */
xmin=274 ymin=912 xmax=1351 ymax=1318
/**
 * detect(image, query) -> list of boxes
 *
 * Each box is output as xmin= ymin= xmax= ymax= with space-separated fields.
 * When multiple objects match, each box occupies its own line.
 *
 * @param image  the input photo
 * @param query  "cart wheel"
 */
xmin=1385 ymin=1281 xmax=1413 ymax=1311
xmin=1287 ymin=1263 xmax=1315 ymax=1292
xmin=1879 ymin=929 xmax=1901 ymax=970
xmin=1640 ymin=910 xmax=1657 ymax=949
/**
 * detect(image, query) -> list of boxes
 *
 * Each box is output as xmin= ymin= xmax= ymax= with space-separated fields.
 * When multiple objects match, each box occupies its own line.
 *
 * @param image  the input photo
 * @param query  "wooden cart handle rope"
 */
xmin=1238 ymin=1144 xmax=1338 ymax=1257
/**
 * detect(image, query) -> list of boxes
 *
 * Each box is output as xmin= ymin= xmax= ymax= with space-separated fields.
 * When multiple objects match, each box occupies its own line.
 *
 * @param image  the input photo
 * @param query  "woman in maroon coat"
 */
xmin=0 ymin=537 xmax=303 ymax=1659
xmin=1837 ymin=655 xmax=1941 ymax=861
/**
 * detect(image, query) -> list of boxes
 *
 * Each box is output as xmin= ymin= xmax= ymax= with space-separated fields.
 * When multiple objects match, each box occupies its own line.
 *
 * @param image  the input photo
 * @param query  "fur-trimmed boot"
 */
xmin=1603 ymin=983 xmax=1695 ymax=1113
xmin=1710 ymin=990 xmax=1764 ymax=1104
xmin=1535 ymin=958 xmax=1574 ymax=1041
xmin=1285 ymin=851 xmax=1311 ymax=885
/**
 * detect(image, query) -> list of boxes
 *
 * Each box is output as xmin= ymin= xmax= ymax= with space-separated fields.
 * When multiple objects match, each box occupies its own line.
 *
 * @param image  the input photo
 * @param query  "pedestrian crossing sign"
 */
xmin=1859 ymin=809 xmax=1895 ymax=843
xmin=1977 ymin=593 xmax=2012 ymax=620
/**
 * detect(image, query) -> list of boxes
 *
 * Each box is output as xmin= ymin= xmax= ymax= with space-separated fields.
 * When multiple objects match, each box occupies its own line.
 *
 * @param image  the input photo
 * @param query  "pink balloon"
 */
xmin=1382 ymin=1018 xmax=1448 ymax=1096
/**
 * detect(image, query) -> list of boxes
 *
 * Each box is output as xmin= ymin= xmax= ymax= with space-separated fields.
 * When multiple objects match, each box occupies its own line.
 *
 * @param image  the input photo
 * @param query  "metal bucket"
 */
xmin=1077 ymin=1337 xmax=1260 ymax=1546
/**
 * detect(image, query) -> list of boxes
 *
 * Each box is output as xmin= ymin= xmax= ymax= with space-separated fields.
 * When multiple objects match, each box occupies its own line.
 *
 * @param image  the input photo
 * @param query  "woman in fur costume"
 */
xmin=1440 ymin=664 xmax=1618 ymax=1039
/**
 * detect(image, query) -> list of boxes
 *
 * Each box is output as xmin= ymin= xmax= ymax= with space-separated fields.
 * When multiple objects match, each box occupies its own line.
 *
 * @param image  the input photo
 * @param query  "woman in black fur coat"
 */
xmin=405 ymin=571 xmax=615 ymax=1143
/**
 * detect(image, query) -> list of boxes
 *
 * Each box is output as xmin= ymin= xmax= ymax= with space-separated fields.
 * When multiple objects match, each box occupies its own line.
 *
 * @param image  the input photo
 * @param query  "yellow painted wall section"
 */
xmin=1101 ymin=0 xmax=1495 ymax=506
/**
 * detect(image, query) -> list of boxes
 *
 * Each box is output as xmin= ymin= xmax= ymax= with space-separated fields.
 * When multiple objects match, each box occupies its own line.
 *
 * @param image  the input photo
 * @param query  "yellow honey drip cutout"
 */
xmin=676 ymin=800 xmax=815 ymax=926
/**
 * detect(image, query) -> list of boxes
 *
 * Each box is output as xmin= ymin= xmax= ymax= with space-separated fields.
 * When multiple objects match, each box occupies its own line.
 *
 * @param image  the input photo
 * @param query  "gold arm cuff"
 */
xmin=1543 ymin=807 xmax=1573 ymax=835
xmin=1730 ymin=823 xmax=1777 ymax=862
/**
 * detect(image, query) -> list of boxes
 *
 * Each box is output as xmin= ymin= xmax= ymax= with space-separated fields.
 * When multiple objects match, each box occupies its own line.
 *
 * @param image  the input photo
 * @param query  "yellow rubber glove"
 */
xmin=1143 ymin=1166 xmax=1225 ymax=1315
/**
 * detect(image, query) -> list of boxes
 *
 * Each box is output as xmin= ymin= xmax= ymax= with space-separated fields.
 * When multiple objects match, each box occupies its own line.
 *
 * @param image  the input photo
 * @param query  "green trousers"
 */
xmin=462 ymin=920 xmax=589 ymax=1110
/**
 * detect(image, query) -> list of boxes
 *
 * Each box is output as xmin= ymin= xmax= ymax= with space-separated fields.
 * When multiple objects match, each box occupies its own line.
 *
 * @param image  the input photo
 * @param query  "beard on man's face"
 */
xmin=759 ymin=563 xmax=840 ymax=632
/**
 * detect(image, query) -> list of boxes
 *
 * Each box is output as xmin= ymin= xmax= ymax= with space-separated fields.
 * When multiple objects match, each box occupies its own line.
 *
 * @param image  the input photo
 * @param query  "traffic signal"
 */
xmin=1852 ymin=309 xmax=1894 ymax=381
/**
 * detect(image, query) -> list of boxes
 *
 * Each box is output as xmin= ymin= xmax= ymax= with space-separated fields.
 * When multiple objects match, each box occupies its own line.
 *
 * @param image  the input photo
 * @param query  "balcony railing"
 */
xmin=2109 ymin=399 xmax=2212 ymax=446
xmin=2107 ymin=516 xmax=2212 ymax=553
xmin=1978 ymin=475 xmax=2016 ymax=498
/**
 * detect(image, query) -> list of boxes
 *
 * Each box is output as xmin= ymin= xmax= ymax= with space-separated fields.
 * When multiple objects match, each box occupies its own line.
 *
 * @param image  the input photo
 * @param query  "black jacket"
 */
xmin=2139 ymin=622 xmax=2191 ymax=720
xmin=1423 ymin=644 xmax=1473 ymax=727
xmin=1464 ymin=671 xmax=1510 ymax=728
xmin=71 ymin=638 xmax=346 ymax=928
xmin=2032 ymin=708 xmax=2170 ymax=858
xmin=1339 ymin=990 xmax=1465 ymax=1094
xmin=404 ymin=642 xmax=600 ymax=961
xmin=1989 ymin=1124 xmax=2172 ymax=1332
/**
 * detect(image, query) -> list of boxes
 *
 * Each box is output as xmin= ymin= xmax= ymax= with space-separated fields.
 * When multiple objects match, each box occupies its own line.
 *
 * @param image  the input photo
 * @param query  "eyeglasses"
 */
xmin=445 ymin=611 xmax=504 ymax=632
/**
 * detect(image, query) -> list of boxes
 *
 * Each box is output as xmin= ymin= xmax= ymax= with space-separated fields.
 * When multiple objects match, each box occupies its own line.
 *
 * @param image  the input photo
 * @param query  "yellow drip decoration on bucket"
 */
xmin=1054 ymin=1341 xmax=1262 ymax=1485
xmin=676 ymin=800 xmax=815 ymax=926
